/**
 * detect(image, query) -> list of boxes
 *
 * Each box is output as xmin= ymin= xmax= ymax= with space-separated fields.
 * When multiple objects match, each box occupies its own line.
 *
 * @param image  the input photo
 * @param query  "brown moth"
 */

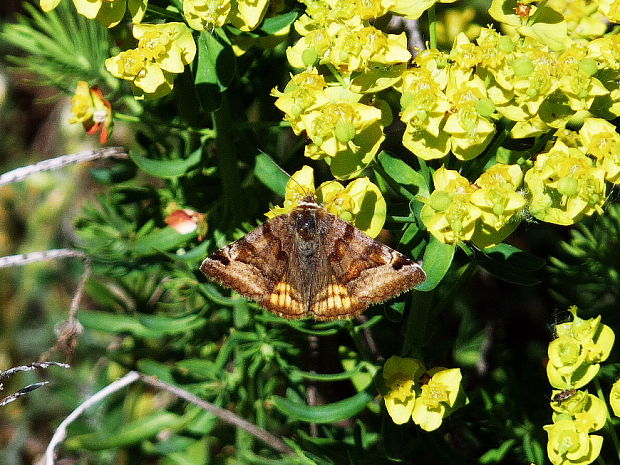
xmin=200 ymin=195 xmax=426 ymax=321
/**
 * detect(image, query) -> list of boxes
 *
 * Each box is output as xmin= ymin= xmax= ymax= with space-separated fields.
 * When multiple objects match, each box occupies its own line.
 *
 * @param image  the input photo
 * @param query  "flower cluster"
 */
xmin=419 ymin=112 xmax=620 ymax=245
xmin=105 ymin=23 xmax=196 ymax=98
xmin=271 ymin=0 xmax=620 ymax=247
xmin=544 ymin=306 xmax=615 ymax=465
xmin=41 ymin=0 xmax=147 ymax=27
xmin=266 ymin=166 xmax=387 ymax=237
xmin=272 ymin=0 xmax=415 ymax=179
xmin=70 ymin=81 xmax=113 ymax=143
xmin=547 ymin=306 xmax=614 ymax=390
xmin=420 ymin=165 xmax=525 ymax=247
xmin=183 ymin=0 xmax=271 ymax=32
xmin=382 ymin=356 xmax=466 ymax=431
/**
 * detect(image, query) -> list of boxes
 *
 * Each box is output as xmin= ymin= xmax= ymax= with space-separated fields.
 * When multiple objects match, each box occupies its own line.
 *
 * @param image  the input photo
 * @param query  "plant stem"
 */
xmin=212 ymin=93 xmax=243 ymax=226
xmin=428 ymin=6 xmax=437 ymax=51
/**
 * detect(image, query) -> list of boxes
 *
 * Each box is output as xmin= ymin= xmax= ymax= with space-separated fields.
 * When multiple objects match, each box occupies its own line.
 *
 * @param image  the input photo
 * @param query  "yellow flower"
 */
xmin=382 ymin=356 xmax=425 ymax=425
xmin=390 ymin=0 xmax=458 ymax=20
xmin=470 ymin=164 xmax=526 ymax=248
xmin=547 ymin=0 xmax=607 ymax=39
xmin=66 ymin=0 xmax=148 ymax=27
xmin=599 ymin=0 xmax=620 ymax=22
xmin=40 ymin=0 xmax=61 ymax=12
xmin=301 ymin=92 xmax=386 ymax=180
xmin=524 ymin=140 xmax=606 ymax=225
xmin=411 ymin=367 xmax=464 ymax=432
xmin=265 ymin=166 xmax=387 ymax=237
xmin=610 ymin=379 xmax=620 ymax=417
xmin=183 ymin=0 xmax=232 ymax=30
xmin=400 ymin=66 xmax=452 ymax=160
xmin=105 ymin=23 xmax=196 ymax=98
xmin=420 ymin=167 xmax=481 ymax=244
xmin=550 ymin=390 xmax=607 ymax=432
xmin=547 ymin=306 xmax=615 ymax=389
xmin=579 ymin=117 xmax=620 ymax=184
xmin=70 ymin=81 xmax=113 ymax=143
xmin=444 ymin=74 xmax=496 ymax=161
xmin=271 ymin=69 xmax=329 ymax=135
xmin=544 ymin=419 xmax=603 ymax=465
xmin=557 ymin=45 xmax=609 ymax=112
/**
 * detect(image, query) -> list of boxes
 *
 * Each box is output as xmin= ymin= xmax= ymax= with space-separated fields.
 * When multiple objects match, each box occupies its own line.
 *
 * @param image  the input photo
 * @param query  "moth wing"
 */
xmin=319 ymin=210 xmax=426 ymax=310
xmin=200 ymin=215 xmax=307 ymax=319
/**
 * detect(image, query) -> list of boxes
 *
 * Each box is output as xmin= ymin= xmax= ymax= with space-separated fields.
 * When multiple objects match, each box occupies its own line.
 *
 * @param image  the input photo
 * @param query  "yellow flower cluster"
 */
xmin=272 ymin=0 xmax=414 ymax=180
xmin=420 ymin=114 xmax=620 ymax=245
xmin=420 ymin=165 xmax=525 ymax=247
xmin=400 ymin=25 xmax=618 ymax=162
xmin=382 ymin=356 xmax=466 ymax=431
xmin=544 ymin=306 xmax=616 ymax=465
xmin=183 ymin=0 xmax=269 ymax=32
xmin=105 ymin=23 xmax=196 ymax=98
xmin=267 ymin=166 xmax=387 ymax=237
xmin=41 ymin=0 xmax=147 ymax=27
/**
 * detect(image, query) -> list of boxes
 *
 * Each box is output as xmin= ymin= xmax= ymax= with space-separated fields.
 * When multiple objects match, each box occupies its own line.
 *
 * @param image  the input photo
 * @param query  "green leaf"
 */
xmin=176 ymin=359 xmax=219 ymax=380
xmin=133 ymin=227 xmax=196 ymax=257
xmin=137 ymin=359 xmax=176 ymax=383
xmin=65 ymin=412 xmax=183 ymax=450
xmin=292 ymin=364 xmax=366 ymax=382
xmin=195 ymin=29 xmax=236 ymax=110
xmin=254 ymin=152 xmax=289 ymax=196
xmin=258 ymin=11 xmax=299 ymax=34
xmin=482 ymin=243 xmax=546 ymax=271
xmin=479 ymin=438 xmax=517 ymax=463
xmin=472 ymin=244 xmax=544 ymax=285
xmin=78 ymin=310 xmax=205 ymax=338
xmin=377 ymin=151 xmax=429 ymax=197
xmin=271 ymin=390 xmax=374 ymax=423
xmin=416 ymin=237 xmax=455 ymax=291
xmin=130 ymin=148 xmax=202 ymax=178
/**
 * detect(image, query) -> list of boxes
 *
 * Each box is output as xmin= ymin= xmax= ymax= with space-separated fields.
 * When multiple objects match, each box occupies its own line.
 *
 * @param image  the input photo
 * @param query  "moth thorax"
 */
xmin=295 ymin=209 xmax=318 ymax=242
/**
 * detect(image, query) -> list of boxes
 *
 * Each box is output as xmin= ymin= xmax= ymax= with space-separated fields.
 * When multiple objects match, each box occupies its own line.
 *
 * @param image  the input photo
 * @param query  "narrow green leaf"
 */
xmin=130 ymin=148 xmax=202 ymax=178
xmin=138 ymin=313 xmax=205 ymax=332
xmin=258 ymin=11 xmax=299 ymax=34
xmin=65 ymin=412 xmax=183 ymax=450
xmin=78 ymin=310 xmax=204 ymax=338
xmin=292 ymin=364 xmax=365 ymax=382
xmin=416 ymin=237 xmax=455 ymax=291
xmin=254 ymin=152 xmax=289 ymax=196
xmin=479 ymin=438 xmax=517 ymax=463
xmin=271 ymin=390 xmax=373 ymax=423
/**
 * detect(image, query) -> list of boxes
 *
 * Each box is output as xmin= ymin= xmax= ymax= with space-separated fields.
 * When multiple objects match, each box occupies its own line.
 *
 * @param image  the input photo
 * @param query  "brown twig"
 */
xmin=0 ymin=362 xmax=70 ymax=407
xmin=0 ymin=147 xmax=128 ymax=186
xmin=0 ymin=249 xmax=92 ymax=361
xmin=42 ymin=371 xmax=295 ymax=465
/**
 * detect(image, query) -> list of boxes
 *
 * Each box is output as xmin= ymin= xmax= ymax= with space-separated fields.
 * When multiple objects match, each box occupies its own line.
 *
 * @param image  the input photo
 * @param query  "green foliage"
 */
xmin=1 ymin=0 xmax=620 ymax=465
xmin=1 ymin=1 xmax=113 ymax=93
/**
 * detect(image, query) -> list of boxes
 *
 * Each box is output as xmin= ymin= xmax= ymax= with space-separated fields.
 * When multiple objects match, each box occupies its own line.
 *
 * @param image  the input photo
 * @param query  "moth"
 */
xmin=200 ymin=195 xmax=426 ymax=321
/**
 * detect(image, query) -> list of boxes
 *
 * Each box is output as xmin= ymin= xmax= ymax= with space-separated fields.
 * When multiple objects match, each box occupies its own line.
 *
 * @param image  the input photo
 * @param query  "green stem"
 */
xmin=325 ymin=63 xmax=348 ymax=88
xmin=212 ymin=93 xmax=243 ymax=226
xmin=348 ymin=321 xmax=373 ymax=362
xmin=428 ymin=5 xmax=437 ymax=51
xmin=401 ymin=290 xmax=434 ymax=359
